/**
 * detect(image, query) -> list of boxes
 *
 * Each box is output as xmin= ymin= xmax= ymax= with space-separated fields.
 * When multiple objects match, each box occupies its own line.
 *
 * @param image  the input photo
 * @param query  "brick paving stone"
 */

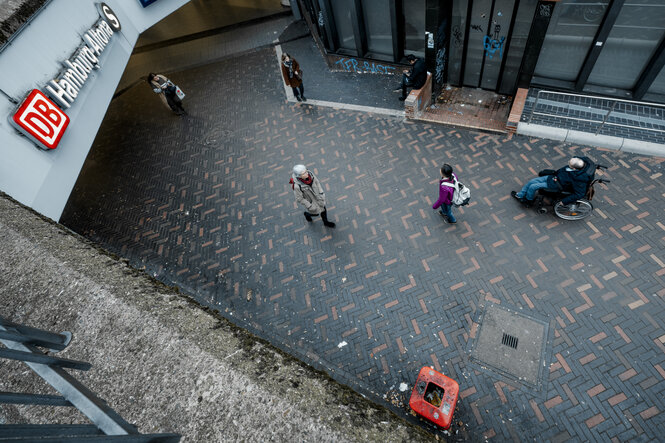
xmin=60 ymin=39 xmax=665 ymax=441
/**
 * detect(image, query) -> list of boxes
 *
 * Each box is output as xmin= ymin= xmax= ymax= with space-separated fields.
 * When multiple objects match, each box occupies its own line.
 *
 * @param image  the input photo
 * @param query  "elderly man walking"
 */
xmin=290 ymin=164 xmax=335 ymax=228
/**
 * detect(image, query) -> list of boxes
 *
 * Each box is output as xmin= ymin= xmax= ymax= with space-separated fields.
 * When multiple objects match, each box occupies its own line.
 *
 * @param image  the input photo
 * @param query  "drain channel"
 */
xmin=502 ymin=333 xmax=519 ymax=349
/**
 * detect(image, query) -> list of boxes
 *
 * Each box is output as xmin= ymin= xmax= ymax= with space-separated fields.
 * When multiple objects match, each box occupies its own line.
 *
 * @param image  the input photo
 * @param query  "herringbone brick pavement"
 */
xmin=61 ymin=47 xmax=665 ymax=441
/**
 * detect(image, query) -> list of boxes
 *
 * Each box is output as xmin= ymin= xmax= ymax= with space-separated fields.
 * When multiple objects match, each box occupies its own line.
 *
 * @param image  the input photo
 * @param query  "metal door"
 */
xmin=462 ymin=0 xmax=517 ymax=90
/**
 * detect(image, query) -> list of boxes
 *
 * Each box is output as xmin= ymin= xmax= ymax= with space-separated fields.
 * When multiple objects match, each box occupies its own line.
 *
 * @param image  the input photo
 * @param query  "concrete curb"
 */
xmin=517 ymin=122 xmax=665 ymax=158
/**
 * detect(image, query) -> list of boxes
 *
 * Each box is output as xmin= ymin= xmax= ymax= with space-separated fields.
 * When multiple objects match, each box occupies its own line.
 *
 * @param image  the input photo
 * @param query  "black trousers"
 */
xmin=291 ymin=84 xmax=304 ymax=98
xmin=304 ymin=208 xmax=330 ymax=222
xmin=400 ymin=74 xmax=413 ymax=98
xmin=165 ymin=92 xmax=185 ymax=114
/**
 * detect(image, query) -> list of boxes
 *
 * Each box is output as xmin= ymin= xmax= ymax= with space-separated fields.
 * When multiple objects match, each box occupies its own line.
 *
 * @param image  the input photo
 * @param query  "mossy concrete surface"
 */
xmin=0 ymin=0 xmax=47 ymax=46
xmin=0 ymin=192 xmax=434 ymax=442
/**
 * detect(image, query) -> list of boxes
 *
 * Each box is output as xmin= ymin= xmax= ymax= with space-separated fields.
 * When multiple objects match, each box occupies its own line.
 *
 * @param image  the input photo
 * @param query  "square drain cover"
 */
xmin=471 ymin=305 xmax=548 ymax=387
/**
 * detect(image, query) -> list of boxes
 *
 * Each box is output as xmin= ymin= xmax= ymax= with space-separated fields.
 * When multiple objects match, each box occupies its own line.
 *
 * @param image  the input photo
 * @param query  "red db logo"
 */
xmin=11 ymin=89 xmax=70 ymax=150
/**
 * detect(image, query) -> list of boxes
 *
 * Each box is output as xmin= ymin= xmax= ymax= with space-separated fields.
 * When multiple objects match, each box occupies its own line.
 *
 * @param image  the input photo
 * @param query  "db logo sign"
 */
xmin=11 ymin=89 xmax=70 ymax=150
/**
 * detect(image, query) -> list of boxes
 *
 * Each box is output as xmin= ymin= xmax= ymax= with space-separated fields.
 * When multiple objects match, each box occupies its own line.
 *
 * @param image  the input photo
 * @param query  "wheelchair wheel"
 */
xmin=554 ymin=200 xmax=593 ymax=220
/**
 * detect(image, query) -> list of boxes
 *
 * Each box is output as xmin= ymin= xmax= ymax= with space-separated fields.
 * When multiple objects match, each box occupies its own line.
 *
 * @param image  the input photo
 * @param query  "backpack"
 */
xmin=442 ymin=178 xmax=471 ymax=207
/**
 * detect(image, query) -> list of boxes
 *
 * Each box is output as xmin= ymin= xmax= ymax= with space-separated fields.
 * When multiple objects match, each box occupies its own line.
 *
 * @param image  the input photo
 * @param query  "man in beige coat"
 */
xmin=291 ymin=164 xmax=335 ymax=228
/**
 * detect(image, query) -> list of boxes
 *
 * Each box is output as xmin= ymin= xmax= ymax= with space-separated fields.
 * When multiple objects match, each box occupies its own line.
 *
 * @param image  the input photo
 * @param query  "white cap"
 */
xmin=293 ymin=164 xmax=306 ymax=175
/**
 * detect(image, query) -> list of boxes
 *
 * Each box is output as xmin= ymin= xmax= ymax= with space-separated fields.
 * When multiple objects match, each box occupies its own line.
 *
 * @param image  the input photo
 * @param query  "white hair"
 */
xmin=293 ymin=164 xmax=306 ymax=175
xmin=569 ymin=157 xmax=584 ymax=169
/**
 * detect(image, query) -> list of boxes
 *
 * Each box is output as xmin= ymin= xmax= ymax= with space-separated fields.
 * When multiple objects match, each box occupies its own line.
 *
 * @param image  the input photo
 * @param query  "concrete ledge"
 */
xmin=0 ymin=193 xmax=432 ymax=442
xmin=517 ymin=122 xmax=567 ymax=141
xmin=517 ymin=122 xmax=665 ymax=158
xmin=620 ymin=138 xmax=665 ymax=157
xmin=565 ymin=129 xmax=623 ymax=150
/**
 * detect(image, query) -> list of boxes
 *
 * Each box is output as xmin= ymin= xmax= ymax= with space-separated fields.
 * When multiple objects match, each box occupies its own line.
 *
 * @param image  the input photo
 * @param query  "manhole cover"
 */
xmin=471 ymin=305 xmax=548 ymax=387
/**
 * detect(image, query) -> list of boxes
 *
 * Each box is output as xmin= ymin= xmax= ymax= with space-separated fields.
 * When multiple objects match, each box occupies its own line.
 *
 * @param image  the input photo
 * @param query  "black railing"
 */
xmin=0 ymin=315 xmax=180 ymax=442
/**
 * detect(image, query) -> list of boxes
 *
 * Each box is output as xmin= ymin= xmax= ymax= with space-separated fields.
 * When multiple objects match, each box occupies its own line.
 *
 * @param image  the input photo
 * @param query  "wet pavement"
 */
xmin=62 ymin=15 xmax=665 ymax=442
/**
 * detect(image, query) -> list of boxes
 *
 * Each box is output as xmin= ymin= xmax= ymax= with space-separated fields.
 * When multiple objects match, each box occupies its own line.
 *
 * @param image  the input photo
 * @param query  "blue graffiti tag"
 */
xmin=483 ymin=35 xmax=505 ymax=59
xmin=334 ymin=57 xmax=396 ymax=75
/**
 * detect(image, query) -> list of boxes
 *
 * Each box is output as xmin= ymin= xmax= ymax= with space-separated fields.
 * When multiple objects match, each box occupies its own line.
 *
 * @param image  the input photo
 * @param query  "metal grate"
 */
xmin=502 ymin=333 xmax=518 ymax=349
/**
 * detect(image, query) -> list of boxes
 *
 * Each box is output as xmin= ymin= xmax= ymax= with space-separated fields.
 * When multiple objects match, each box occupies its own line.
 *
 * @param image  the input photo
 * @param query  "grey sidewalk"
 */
xmin=62 ymin=38 xmax=665 ymax=443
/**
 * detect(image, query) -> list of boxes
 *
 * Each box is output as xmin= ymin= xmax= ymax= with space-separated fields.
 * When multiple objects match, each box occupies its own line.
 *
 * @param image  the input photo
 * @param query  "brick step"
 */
xmin=506 ymin=88 xmax=528 ymax=132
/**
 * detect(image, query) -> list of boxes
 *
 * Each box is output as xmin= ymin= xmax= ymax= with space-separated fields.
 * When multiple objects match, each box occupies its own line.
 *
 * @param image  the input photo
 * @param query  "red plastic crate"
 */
xmin=409 ymin=366 xmax=459 ymax=429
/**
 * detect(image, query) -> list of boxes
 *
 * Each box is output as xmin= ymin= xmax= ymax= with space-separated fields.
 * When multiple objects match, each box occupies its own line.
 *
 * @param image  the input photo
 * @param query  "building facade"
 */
xmin=0 ymin=0 xmax=188 ymax=221
xmin=299 ymin=0 xmax=665 ymax=104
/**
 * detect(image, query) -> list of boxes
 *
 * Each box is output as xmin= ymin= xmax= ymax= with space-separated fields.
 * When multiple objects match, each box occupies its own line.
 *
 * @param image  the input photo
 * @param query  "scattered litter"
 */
xmin=399 ymin=382 xmax=408 ymax=392
xmin=337 ymin=341 xmax=348 ymax=348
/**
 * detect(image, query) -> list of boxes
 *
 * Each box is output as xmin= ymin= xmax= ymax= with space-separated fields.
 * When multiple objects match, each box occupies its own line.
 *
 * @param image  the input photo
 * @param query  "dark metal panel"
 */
xmin=390 ymin=0 xmax=401 ymax=62
xmin=476 ymin=0 xmax=497 ymax=88
xmin=459 ymin=0 xmax=474 ymax=84
xmin=0 ymin=316 xmax=71 ymax=351
xmin=496 ymin=0 xmax=520 ymax=93
xmin=0 ymin=338 xmax=136 ymax=435
xmin=318 ymin=0 xmax=337 ymax=51
xmin=351 ymin=0 xmax=367 ymax=56
xmin=517 ymin=1 xmax=556 ymax=88
xmin=575 ymin=0 xmax=625 ymax=91
xmin=634 ymin=36 xmax=665 ymax=100
xmin=434 ymin=0 xmax=453 ymax=91
xmin=425 ymin=0 xmax=440 ymax=81
xmin=0 ymin=348 xmax=92 ymax=371
xmin=0 ymin=391 xmax=72 ymax=406
xmin=0 ymin=424 xmax=102 ymax=437
xmin=0 ymin=435 xmax=181 ymax=442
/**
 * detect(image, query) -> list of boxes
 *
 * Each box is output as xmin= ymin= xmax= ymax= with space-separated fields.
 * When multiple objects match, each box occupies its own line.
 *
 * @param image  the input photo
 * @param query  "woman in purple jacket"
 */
xmin=432 ymin=164 xmax=457 ymax=224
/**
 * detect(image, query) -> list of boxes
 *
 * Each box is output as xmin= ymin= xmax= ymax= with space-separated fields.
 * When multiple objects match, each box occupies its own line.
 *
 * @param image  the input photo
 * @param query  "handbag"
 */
xmin=174 ymin=86 xmax=185 ymax=100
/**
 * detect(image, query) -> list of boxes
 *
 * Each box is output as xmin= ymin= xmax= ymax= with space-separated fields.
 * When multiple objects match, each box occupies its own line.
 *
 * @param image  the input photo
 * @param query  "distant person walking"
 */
xmin=148 ymin=73 xmax=185 ymax=115
xmin=395 ymin=54 xmax=427 ymax=101
xmin=290 ymin=164 xmax=335 ymax=227
xmin=281 ymin=53 xmax=306 ymax=102
xmin=432 ymin=164 xmax=457 ymax=224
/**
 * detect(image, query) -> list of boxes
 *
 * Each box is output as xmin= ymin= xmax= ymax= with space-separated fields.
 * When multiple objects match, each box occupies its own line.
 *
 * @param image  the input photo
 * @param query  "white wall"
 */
xmin=0 ymin=0 xmax=188 ymax=221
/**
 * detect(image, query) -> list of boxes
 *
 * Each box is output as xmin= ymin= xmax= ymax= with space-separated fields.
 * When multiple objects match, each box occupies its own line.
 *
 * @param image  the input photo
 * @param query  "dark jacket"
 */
xmin=281 ymin=58 xmax=302 ymax=88
xmin=546 ymin=156 xmax=593 ymax=204
xmin=409 ymin=58 xmax=427 ymax=89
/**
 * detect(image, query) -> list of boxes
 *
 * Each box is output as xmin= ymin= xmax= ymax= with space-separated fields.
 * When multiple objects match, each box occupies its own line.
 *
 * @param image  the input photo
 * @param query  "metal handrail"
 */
xmin=0 ymin=316 xmax=181 ymax=442
xmin=528 ymin=89 xmax=665 ymax=135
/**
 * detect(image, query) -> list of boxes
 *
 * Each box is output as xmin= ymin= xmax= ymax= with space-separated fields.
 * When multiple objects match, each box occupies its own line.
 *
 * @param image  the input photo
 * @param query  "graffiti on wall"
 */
xmin=435 ymin=48 xmax=446 ymax=85
xmin=434 ymin=17 xmax=449 ymax=86
xmin=333 ymin=57 xmax=397 ymax=75
xmin=483 ymin=23 xmax=505 ymax=59
xmin=452 ymin=26 xmax=462 ymax=48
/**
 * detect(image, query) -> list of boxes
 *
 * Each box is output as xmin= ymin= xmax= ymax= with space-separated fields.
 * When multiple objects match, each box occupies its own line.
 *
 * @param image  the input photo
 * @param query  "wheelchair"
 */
xmin=531 ymin=163 xmax=610 ymax=221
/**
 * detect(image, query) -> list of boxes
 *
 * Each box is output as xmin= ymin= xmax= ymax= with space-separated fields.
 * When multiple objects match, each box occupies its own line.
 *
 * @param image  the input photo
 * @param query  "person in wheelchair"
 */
xmin=511 ymin=157 xmax=591 ymax=208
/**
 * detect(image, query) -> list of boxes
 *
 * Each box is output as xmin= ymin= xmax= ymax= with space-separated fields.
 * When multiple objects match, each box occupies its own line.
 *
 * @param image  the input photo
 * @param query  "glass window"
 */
xmin=587 ymin=1 xmax=665 ymax=90
xmin=403 ymin=0 xmax=425 ymax=58
xmin=534 ymin=1 xmax=609 ymax=82
xmin=331 ymin=0 xmax=357 ymax=53
xmin=447 ymin=0 xmax=468 ymax=85
xmin=361 ymin=0 xmax=394 ymax=59
xmin=498 ymin=0 xmax=539 ymax=95
xmin=647 ymin=65 xmax=665 ymax=95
